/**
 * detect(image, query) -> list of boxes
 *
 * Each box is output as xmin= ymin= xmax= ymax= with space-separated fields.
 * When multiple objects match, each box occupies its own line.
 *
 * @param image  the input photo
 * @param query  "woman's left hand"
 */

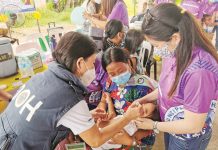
xmin=135 ymin=118 xmax=154 ymax=130
xmin=90 ymin=108 xmax=107 ymax=121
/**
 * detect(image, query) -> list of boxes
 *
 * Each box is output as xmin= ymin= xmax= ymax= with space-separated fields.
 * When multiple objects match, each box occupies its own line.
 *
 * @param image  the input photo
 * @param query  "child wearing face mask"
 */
xmin=96 ymin=47 xmax=159 ymax=149
xmin=85 ymin=19 xmax=125 ymax=110
xmin=124 ymin=29 xmax=145 ymax=75
xmin=201 ymin=14 xmax=215 ymax=41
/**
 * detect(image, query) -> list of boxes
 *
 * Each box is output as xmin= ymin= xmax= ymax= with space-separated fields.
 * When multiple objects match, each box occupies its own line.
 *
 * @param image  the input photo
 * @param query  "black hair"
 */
xmin=102 ymin=47 xmax=130 ymax=71
xmin=124 ymin=29 xmax=144 ymax=54
xmin=142 ymin=3 xmax=218 ymax=96
xmin=103 ymin=19 xmax=123 ymax=51
xmin=201 ymin=14 xmax=212 ymax=25
xmin=53 ymin=31 xmax=98 ymax=72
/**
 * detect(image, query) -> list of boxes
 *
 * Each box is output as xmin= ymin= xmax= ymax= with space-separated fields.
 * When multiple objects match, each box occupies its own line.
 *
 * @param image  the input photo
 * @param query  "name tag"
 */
xmin=0 ymin=53 xmax=12 ymax=62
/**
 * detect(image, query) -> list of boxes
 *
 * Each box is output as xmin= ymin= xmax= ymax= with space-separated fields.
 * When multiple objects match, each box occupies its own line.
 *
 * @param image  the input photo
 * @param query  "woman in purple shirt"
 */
xmin=133 ymin=3 xmax=218 ymax=150
xmin=155 ymin=0 xmax=218 ymax=19
xmin=84 ymin=0 xmax=129 ymax=29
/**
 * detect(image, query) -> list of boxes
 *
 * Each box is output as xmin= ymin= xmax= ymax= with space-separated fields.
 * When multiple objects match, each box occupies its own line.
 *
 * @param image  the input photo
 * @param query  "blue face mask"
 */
xmin=111 ymin=71 xmax=131 ymax=85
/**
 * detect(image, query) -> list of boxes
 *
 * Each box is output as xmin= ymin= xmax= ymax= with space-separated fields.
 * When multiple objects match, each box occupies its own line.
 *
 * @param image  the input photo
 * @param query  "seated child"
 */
xmin=201 ymin=14 xmax=215 ymax=41
xmin=85 ymin=20 xmax=125 ymax=110
xmin=124 ymin=29 xmax=145 ymax=75
xmin=96 ymin=47 xmax=158 ymax=149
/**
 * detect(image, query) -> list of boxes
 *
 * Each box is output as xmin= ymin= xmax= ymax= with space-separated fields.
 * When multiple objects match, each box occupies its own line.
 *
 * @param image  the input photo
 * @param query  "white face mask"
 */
xmin=80 ymin=68 xmax=95 ymax=86
xmin=205 ymin=26 xmax=214 ymax=33
xmin=94 ymin=0 xmax=101 ymax=4
xmin=153 ymin=43 xmax=175 ymax=58
xmin=80 ymin=61 xmax=95 ymax=86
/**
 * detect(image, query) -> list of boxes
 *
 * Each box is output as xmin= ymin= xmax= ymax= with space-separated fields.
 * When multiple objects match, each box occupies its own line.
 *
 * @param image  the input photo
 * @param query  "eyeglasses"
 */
xmin=143 ymin=9 xmax=179 ymax=32
xmin=143 ymin=9 xmax=158 ymax=27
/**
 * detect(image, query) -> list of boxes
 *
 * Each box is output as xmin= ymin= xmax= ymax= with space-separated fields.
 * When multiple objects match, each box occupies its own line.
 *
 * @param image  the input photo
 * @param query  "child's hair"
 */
xmin=201 ymin=14 xmax=212 ymax=26
xmin=124 ymin=29 xmax=144 ymax=54
xmin=102 ymin=47 xmax=130 ymax=71
xmin=142 ymin=3 xmax=218 ymax=96
xmin=103 ymin=19 xmax=123 ymax=51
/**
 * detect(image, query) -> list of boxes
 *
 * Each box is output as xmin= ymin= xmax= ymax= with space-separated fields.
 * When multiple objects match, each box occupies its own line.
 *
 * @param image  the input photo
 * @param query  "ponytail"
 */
xmin=142 ymin=3 xmax=218 ymax=97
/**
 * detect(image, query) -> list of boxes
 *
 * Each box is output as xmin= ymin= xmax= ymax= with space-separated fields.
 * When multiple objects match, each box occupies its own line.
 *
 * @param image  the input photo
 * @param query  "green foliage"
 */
xmin=22 ymin=8 xmax=71 ymax=28
xmin=18 ymin=0 xmax=137 ymax=28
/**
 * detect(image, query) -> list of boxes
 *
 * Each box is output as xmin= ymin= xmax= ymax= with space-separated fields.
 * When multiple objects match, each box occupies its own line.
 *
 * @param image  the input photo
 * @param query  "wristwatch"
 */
xmin=153 ymin=121 xmax=160 ymax=134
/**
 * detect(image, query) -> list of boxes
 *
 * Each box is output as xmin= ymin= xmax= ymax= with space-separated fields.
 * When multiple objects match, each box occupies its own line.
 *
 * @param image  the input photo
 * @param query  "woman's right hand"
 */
xmin=90 ymin=108 xmax=107 ymax=121
xmin=124 ymin=103 xmax=144 ymax=121
xmin=131 ymin=99 xmax=143 ymax=107
xmin=131 ymin=89 xmax=159 ymax=107
xmin=83 ymin=12 xmax=91 ymax=20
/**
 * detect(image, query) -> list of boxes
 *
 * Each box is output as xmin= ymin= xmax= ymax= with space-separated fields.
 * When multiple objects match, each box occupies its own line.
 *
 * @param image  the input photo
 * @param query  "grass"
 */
xmin=15 ymin=0 xmax=138 ymax=29
xmin=23 ymin=8 xmax=72 ymax=28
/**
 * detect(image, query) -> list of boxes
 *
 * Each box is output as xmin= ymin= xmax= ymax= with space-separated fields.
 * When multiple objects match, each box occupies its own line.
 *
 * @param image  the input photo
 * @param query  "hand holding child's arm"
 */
xmin=105 ymin=92 xmax=116 ymax=120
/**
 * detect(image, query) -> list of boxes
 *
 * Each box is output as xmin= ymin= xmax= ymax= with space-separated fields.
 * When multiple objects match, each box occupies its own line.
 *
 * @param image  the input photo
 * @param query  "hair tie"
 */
xmin=181 ymin=8 xmax=186 ymax=14
xmin=176 ymin=4 xmax=186 ymax=14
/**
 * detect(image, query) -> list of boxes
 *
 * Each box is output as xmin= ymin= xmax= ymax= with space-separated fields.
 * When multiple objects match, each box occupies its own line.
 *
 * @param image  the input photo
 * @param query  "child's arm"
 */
xmin=105 ymin=92 xmax=116 ymax=120
xmin=97 ymin=92 xmax=107 ymax=111
xmin=97 ymin=92 xmax=116 ymax=120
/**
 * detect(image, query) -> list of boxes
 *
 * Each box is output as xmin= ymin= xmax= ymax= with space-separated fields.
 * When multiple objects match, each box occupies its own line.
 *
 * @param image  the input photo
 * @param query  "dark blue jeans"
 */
xmin=164 ymin=130 xmax=212 ymax=150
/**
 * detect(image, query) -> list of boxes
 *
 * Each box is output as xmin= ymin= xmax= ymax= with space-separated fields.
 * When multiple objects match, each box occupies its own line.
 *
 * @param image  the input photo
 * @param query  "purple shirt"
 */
xmin=155 ymin=0 xmax=218 ymax=19
xmin=180 ymin=0 xmax=201 ymax=17
xmin=158 ymin=47 xmax=218 ymax=140
xmin=85 ymin=52 xmax=108 ymax=107
xmin=108 ymin=0 xmax=129 ymax=27
xmin=87 ymin=52 xmax=108 ymax=92
xmin=182 ymin=0 xmax=218 ymax=19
